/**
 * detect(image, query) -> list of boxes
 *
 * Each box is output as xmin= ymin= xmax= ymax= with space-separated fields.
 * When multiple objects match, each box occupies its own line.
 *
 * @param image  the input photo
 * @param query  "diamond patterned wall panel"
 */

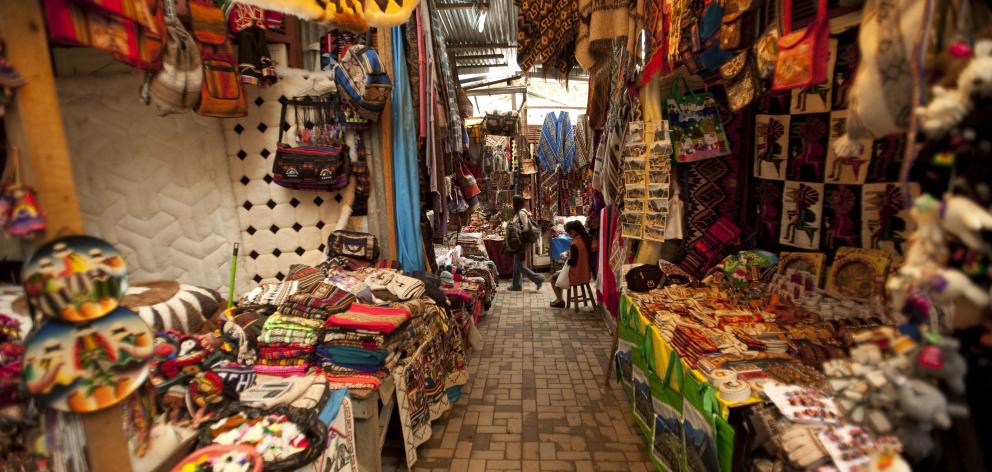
xmin=221 ymin=73 xmax=349 ymax=283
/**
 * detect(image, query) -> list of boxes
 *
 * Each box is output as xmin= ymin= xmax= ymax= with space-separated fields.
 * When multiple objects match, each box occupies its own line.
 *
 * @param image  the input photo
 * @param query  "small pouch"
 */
xmin=753 ymin=23 xmax=780 ymax=79
xmin=719 ymin=0 xmax=759 ymax=50
xmin=189 ymin=0 xmax=226 ymax=45
xmin=772 ymin=0 xmax=830 ymax=90
xmin=719 ymin=50 xmax=760 ymax=112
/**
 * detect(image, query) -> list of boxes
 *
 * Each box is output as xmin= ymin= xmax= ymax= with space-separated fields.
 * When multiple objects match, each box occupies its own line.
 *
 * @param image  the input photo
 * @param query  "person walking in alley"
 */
xmin=506 ymin=195 xmax=543 ymax=291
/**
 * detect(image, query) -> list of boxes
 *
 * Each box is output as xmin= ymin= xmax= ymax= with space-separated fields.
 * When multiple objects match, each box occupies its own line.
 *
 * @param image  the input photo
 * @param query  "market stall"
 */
xmin=0 ymin=0 xmax=491 ymax=469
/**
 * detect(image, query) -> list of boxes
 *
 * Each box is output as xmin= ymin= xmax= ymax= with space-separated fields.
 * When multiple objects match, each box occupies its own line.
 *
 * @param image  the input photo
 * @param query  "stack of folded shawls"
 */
xmin=254 ymin=313 xmax=322 ymax=376
xmin=318 ymin=303 xmax=413 ymax=387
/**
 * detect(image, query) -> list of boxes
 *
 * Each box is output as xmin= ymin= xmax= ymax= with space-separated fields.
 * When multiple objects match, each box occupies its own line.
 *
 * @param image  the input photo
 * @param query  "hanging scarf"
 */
xmin=392 ymin=25 xmax=426 ymax=272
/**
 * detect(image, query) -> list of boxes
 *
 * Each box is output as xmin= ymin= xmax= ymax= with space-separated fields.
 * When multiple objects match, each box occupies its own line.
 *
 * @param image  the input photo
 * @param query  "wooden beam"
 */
xmin=464 ymin=85 xmax=527 ymax=96
xmin=0 ymin=0 xmax=84 ymax=241
xmin=376 ymin=26 xmax=399 ymax=260
xmin=0 ymin=3 xmax=132 ymax=471
xmin=462 ymin=74 xmax=522 ymax=90
xmin=455 ymin=63 xmax=508 ymax=74
xmin=454 ymin=53 xmax=503 ymax=62
xmin=446 ymin=42 xmax=514 ymax=51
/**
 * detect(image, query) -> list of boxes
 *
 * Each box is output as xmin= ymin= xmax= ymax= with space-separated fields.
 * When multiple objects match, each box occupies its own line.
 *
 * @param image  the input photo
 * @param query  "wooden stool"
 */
xmin=566 ymin=283 xmax=597 ymax=310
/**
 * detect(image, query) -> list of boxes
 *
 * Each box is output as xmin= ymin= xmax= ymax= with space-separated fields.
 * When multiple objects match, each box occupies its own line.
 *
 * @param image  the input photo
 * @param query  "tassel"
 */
xmin=830 ymin=134 xmax=864 ymax=159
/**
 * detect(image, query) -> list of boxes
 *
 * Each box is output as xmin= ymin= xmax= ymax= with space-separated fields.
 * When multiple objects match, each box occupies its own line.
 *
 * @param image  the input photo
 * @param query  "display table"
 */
xmin=483 ymin=239 xmax=513 ymax=276
xmin=348 ymin=377 xmax=396 ymax=472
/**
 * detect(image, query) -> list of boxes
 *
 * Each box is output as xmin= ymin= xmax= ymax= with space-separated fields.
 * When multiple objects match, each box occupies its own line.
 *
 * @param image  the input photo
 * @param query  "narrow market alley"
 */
xmin=399 ymin=286 xmax=655 ymax=472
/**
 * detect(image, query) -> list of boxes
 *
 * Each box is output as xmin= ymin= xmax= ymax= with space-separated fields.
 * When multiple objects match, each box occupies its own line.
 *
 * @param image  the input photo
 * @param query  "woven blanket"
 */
xmin=325 ymin=303 xmax=411 ymax=333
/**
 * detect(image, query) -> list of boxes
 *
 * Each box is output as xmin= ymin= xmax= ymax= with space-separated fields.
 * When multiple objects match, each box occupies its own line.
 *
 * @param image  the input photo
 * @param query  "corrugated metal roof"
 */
xmin=431 ymin=0 xmax=518 ymax=78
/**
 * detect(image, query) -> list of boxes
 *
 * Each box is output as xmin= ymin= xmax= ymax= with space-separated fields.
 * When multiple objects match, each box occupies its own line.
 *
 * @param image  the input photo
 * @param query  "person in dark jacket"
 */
xmin=507 ymin=195 xmax=543 ymax=292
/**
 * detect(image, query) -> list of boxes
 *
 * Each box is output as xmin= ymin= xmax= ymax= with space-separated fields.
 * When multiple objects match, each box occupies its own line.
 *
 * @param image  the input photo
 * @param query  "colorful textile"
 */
xmin=537 ymin=111 xmax=577 ymax=172
xmin=285 ymin=265 xmax=326 ymax=291
xmin=258 ymin=345 xmax=314 ymax=360
xmin=264 ymin=312 xmax=325 ymax=330
xmin=391 ymin=25 xmax=426 ymax=272
xmin=43 ymin=0 xmax=163 ymax=70
xmin=325 ymin=303 xmax=411 ymax=333
xmin=258 ymin=328 xmax=319 ymax=345
xmin=515 ymin=0 xmax=579 ymax=75
xmin=316 ymin=345 xmax=389 ymax=367
xmin=750 ymin=29 xmax=914 ymax=257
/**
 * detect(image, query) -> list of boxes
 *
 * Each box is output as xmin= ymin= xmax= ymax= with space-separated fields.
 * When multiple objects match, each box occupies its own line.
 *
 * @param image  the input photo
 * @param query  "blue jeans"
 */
xmin=511 ymin=250 xmax=542 ymax=289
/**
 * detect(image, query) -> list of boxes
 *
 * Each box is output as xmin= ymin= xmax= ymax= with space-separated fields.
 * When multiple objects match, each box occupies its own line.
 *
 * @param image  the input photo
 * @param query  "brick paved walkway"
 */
xmin=405 ymin=283 xmax=656 ymax=471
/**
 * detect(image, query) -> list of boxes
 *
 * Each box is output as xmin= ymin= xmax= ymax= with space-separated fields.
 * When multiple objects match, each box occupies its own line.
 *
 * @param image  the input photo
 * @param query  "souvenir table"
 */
xmin=613 ymin=278 xmax=902 ymax=472
xmin=443 ymin=280 xmax=486 ymax=351
xmin=482 ymin=238 xmax=514 ymax=276
xmin=347 ymin=378 xmax=397 ymax=472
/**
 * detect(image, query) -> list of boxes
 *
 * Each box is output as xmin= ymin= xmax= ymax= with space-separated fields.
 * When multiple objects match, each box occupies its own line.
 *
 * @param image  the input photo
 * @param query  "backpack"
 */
xmin=334 ymin=45 xmax=393 ymax=120
xmin=519 ymin=215 xmax=540 ymax=244
xmin=150 ymin=9 xmax=202 ymax=114
xmin=504 ymin=221 xmax=523 ymax=254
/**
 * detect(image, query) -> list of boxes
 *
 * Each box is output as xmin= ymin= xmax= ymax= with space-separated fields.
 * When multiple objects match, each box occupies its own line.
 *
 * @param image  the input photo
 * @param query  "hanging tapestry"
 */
xmin=823 ymin=184 xmax=862 ymax=248
xmin=537 ymin=111 xmax=577 ymax=172
xmin=779 ymin=181 xmax=825 ymax=250
xmin=824 ymin=111 xmax=872 ymax=184
xmin=751 ymin=29 xmax=913 ymax=257
xmin=393 ymin=306 xmax=468 ymax=469
xmin=515 ymin=0 xmax=579 ymax=74
xmin=678 ymin=98 xmax=745 ymax=252
xmin=754 ymin=114 xmax=790 ymax=180
xmin=861 ymin=182 xmax=919 ymax=255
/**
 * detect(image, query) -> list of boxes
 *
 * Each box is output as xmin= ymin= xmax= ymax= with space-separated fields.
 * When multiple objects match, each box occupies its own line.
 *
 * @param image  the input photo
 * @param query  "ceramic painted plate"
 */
xmin=22 ymin=236 xmax=128 ymax=322
xmin=22 ymin=307 xmax=152 ymax=412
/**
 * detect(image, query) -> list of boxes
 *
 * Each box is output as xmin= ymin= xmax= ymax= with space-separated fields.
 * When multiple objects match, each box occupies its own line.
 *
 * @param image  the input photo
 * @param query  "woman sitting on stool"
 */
xmin=549 ymin=221 xmax=594 ymax=308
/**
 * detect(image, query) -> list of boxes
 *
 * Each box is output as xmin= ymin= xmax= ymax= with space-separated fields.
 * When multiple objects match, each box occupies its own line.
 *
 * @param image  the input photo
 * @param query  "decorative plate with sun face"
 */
xmin=824 ymin=247 xmax=891 ymax=301
xmin=22 ymin=236 xmax=128 ymax=322
xmin=22 ymin=307 xmax=152 ymax=412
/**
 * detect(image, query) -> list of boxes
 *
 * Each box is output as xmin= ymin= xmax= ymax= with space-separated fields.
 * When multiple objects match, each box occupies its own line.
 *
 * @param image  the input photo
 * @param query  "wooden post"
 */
xmin=0 ymin=0 xmax=84 ymax=240
xmin=375 ymin=27 xmax=399 ymax=260
xmin=0 ymin=2 xmax=131 ymax=470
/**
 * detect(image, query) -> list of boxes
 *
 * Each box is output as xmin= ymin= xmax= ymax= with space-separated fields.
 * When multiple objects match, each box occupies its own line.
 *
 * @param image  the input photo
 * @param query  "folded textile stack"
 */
xmin=455 ymin=232 xmax=487 ymax=258
xmin=278 ymin=283 xmax=356 ymax=320
xmin=255 ymin=313 xmax=323 ymax=376
xmin=317 ymin=303 xmax=413 ymax=388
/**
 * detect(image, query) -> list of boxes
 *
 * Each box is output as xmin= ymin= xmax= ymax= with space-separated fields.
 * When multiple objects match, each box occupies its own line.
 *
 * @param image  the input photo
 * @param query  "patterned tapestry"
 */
xmin=393 ymin=305 xmax=469 ymax=469
xmin=751 ymin=30 xmax=915 ymax=257
xmin=678 ymin=95 xmax=747 ymax=251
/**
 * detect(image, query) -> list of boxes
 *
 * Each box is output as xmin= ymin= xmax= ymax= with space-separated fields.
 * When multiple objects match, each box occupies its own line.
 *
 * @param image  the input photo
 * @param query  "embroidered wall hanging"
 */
xmin=751 ymin=29 xmax=913 ymax=257
xmin=779 ymin=181 xmax=824 ymax=250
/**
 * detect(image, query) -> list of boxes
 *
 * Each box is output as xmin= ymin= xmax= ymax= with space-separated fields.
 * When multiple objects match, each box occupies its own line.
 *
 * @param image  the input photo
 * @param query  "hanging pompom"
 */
xmin=830 ymin=134 xmax=865 ymax=159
